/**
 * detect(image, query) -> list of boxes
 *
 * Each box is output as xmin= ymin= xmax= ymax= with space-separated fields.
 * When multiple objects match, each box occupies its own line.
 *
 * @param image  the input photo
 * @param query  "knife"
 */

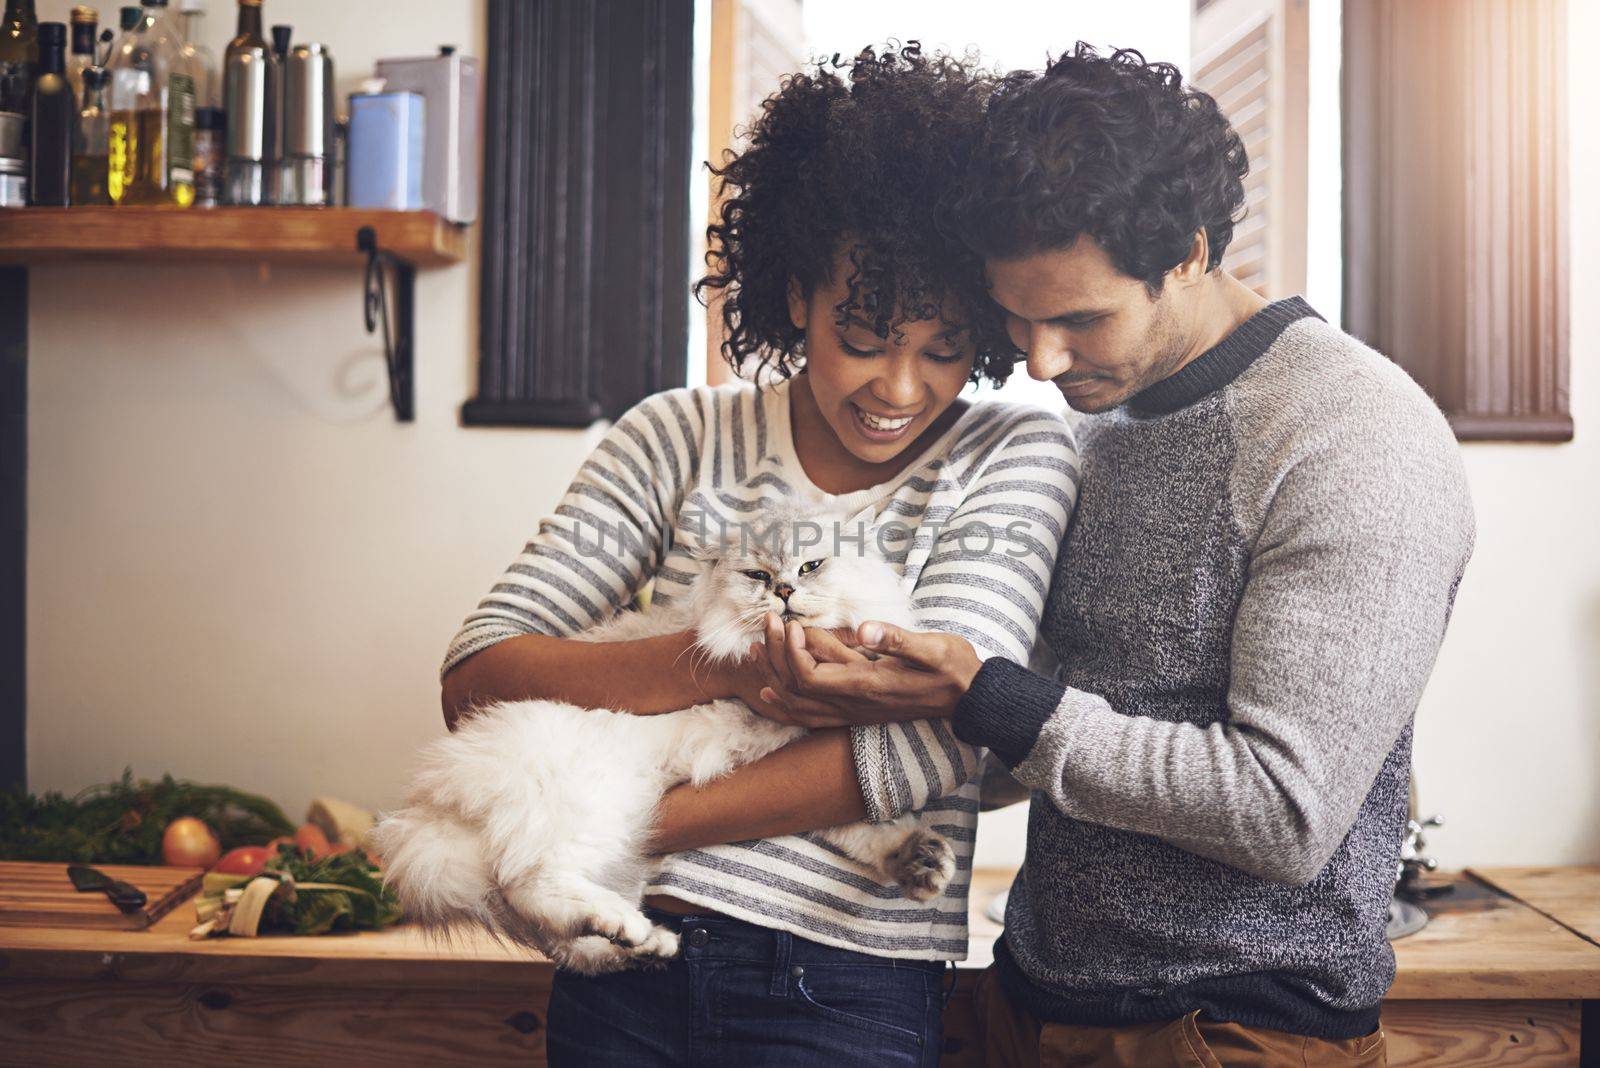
xmin=66 ymin=865 xmax=149 ymax=912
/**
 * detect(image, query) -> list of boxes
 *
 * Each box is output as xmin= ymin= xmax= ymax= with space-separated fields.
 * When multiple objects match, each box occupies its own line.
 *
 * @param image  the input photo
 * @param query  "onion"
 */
xmin=162 ymin=816 xmax=222 ymax=868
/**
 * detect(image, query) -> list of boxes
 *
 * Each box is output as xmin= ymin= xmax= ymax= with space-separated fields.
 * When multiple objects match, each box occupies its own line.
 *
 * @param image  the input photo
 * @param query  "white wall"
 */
xmin=1411 ymin=0 xmax=1600 ymax=867
xmin=23 ymin=0 xmax=1598 ymax=872
xmin=23 ymin=0 xmax=612 ymax=822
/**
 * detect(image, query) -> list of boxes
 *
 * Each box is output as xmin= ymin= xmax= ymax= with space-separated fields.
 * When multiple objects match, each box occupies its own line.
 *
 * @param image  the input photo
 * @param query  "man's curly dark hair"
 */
xmin=950 ymin=43 xmax=1249 ymax=293
xmin=696 ymin=44 xmax=1017 ymax=385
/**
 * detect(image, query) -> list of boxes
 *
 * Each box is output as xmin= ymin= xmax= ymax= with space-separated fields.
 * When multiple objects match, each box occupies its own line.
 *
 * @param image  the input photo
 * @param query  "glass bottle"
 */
xmin=28 ymin=19 xmax=69 ymax=204
xmin=104 ymin=4 xmax=138 ymax=199
xmin=109 ymin=0 xmax=193 ymax=205
xmin=145 ymin=0 xmax=193 ymax=204
xmin=190 ymin=99 xmax=219 ymax=203
xmin=176 ymin=0 xmax=214 ymax=107
xmin=71 ymin=64 xmax=110 ymax=203
xmin=0 ymin=0 xmax=39 ymax=157
xmin=67 ymin=6 xmax=96 ymax=109
xmin=105 ymin=3 xmax=149 ymax=202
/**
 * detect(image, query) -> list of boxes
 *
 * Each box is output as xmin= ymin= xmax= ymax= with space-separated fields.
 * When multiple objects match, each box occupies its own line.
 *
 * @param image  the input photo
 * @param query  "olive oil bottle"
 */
xmin=66 ymin=6 xmax=97 ymax=109
xmin=105 ymin=6 xmax=138 ymax=200
xmin=71 ymin=65 xmax=111 ymax=203
xmin=107 ymin=0 xmax=192 ymax=205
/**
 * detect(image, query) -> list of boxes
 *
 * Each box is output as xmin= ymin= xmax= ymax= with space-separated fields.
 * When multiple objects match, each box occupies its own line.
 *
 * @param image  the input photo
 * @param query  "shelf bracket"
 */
xmin=357 ymin=226 xmax=415 ymax=422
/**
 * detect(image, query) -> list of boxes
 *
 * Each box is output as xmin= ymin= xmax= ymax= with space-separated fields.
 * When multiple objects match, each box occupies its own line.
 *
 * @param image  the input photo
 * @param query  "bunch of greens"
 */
xmin=197 ymin=843 xmax=403 ymax=936
xmin=0 ymin=769 xmax=295 ymax=863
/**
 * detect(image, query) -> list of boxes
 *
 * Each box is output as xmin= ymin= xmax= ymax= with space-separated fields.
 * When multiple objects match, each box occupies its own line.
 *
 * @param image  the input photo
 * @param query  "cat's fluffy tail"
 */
xmin=370 ymin=806 xmax=508 ymax=943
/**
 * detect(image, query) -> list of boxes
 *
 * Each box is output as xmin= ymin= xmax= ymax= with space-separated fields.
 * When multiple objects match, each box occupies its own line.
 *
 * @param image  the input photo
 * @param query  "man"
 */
xmin=755 ymin=44 xmax=1474 ymax=1066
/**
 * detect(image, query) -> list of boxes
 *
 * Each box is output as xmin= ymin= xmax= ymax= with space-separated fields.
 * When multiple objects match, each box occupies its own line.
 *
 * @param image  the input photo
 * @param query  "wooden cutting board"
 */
xmin=0 ymin=861 xmax=205 ymax=930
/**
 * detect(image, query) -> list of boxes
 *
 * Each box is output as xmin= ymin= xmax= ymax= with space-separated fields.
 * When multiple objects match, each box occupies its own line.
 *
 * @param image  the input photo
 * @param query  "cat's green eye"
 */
xmin=798 ymin=560 xmax=823 ymax=576
xmin=740 ymin=569 xmax=771 ymax=584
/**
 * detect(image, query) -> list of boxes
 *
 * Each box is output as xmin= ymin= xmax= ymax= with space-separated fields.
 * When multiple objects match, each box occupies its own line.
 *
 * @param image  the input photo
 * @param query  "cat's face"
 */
xmin=687 ymin=503 xmax=913 ymax=662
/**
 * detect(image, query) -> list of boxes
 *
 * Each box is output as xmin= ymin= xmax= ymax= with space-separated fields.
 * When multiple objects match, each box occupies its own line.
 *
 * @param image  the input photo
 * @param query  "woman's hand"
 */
xmin=753 ymin=613 xmax=983 ymax=728
xmin=714 ymin=639 xmax=792 ymax=720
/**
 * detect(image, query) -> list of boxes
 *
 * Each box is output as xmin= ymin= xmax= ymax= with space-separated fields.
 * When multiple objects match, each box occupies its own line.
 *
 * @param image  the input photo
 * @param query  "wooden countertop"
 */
xmin=0 ymin=888 xmax=543 ymax=990
xmin=3 ymin=867 xmax=1599 ymax=1001
xmin=963 ymin=867 xmax=1600 ymax=1001
xmin=1472 ymin=864 xmax=1600 ymax=946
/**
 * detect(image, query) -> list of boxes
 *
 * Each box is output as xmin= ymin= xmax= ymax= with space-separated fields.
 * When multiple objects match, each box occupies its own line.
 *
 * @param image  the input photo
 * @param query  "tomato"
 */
xmin=214 ymin=845 xmax=272 ymax=876
xmin=294 ymin=822 xmax=332 ymax=858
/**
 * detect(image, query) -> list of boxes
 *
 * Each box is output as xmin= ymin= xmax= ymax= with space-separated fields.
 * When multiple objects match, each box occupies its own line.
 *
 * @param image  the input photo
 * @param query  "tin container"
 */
xmin=347 ymin=90 xmax=424 ymax=211
xmin=0 ymin=156 xmax=26 ymax=207
xmin=374 ymin=47 xmax=480 ymax=223
xmin=283 ymin=42 xmax=334 ymax=206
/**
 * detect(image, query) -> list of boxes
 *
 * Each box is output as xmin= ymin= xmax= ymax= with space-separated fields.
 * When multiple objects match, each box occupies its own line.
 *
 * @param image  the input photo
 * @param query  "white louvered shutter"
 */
xmin=1191 ymin=0 xmax=1310 ymax=298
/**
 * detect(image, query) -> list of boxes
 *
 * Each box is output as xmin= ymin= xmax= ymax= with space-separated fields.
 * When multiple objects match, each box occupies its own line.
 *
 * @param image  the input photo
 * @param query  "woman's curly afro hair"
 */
xmin=949 ymin=43 xmax=1249 ymax=293
xmin=696 ymin=43 xmax=1017 ymax=385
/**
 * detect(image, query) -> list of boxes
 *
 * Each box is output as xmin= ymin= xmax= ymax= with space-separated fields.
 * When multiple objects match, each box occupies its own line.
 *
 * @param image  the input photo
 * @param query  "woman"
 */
xmin=439 ymin=45 xmax=1078 ymax=1066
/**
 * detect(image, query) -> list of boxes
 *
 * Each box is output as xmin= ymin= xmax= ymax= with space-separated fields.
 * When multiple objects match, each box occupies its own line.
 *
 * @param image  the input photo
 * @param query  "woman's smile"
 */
xmin=849 ymin=401 xmax=923 ymax=443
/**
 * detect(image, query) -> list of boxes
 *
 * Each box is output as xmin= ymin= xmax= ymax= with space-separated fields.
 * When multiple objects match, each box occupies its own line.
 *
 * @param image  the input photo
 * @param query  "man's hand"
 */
xmin=752 ymin=612 xmax=983 ymax=728
xmin=713 ymin=625 xmax=855 ymax=721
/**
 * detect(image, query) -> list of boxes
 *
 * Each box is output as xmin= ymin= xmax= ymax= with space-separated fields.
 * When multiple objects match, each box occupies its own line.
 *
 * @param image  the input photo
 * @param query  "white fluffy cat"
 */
xmin=371 ymin=502 xmax=957 ymax=975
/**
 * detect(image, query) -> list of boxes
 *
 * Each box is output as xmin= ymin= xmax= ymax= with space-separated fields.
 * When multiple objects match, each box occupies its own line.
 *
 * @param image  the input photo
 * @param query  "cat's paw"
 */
xmin=554 ymin=937 xmax=632 ymax=976
xmin=628 ymin=925 xmax=681 ymax=967
xmin=886 ymin=828 xmax=956 ymax=902
xmin=580 ymin=903 xmax=656 ymax=948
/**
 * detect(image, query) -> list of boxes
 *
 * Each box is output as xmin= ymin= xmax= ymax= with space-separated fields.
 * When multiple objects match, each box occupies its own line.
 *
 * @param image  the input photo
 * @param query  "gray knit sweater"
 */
xmin=952 ymin=298 xmax=1475 ymax=1038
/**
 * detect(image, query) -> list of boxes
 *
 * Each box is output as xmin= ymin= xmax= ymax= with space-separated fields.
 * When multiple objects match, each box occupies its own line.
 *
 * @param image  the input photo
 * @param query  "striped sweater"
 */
xmin=442 ymin=377 xmax=1079 ymax=959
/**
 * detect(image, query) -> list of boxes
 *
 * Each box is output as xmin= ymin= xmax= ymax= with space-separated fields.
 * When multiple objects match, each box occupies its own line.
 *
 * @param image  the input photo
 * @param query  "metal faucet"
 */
xmin=1396 ymin=814 xmax=1450 ymax=901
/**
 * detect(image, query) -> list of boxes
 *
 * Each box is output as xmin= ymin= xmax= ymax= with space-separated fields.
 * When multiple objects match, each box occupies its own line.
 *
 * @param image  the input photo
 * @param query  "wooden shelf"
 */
xmin=0 ymin=206 xmax=467 ymax=268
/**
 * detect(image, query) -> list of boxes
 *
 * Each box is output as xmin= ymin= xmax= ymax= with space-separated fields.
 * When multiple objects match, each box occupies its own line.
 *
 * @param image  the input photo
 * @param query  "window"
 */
xmin=464 ymin=0 xmax=695 ymax=427
xmin=702 ymin=0 xmax=805 ymax=387
xmin=1343 ymin=0 xmax=1571 ymax=442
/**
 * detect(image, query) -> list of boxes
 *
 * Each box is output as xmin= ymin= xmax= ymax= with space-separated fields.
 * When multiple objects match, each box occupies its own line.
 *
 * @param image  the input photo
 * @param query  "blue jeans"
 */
xmin=546 ymin=907 xmax=949 ymax=1066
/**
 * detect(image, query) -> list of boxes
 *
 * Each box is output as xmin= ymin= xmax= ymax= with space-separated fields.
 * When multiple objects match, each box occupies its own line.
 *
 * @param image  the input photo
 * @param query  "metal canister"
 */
xmin=0 ymin=112 xmax=25 ymax=207
xmin=222 ymin=42 xmax=274 ymax=205
xmin=267 ymin=24 xmax=291 ymax=204
xmin=374 ymin=46 xmax=481 ymax=223
xmin=283 ymin=42 xmax=333 ymax=206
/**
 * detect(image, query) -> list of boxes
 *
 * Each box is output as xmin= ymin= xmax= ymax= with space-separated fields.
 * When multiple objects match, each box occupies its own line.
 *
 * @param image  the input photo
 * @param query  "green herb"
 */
xmin=197 ymin=843 xmax=403 ymax=937
xmin=0 ymin=769 xmax=295 ymax=863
